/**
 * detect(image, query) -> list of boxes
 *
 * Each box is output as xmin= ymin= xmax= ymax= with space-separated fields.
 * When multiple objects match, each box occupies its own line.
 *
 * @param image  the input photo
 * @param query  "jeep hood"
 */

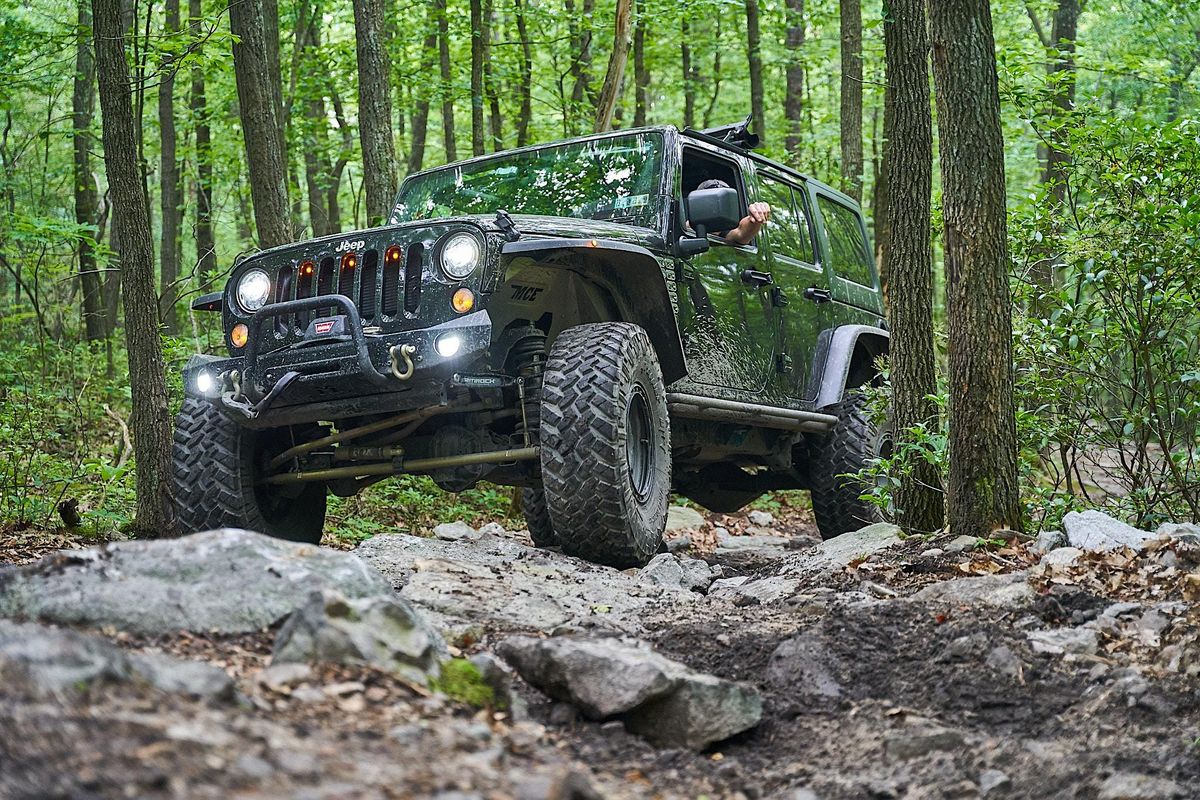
xmin=479 ymin=214 xmax=665 ymax=250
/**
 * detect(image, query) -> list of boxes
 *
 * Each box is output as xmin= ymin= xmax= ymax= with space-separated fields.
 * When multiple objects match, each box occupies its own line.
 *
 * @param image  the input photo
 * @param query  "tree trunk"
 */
xmin=93 ymin=0 xmax=176 ymax=537
xmin=408 ymin=2 xmax=438 ymax=172
xmin=872 ymin=103 xmax=889 ymax=271
xmin=470 ymin=0 xmax=486 ymax=155
xmin=514 ymin=0 xmax=533 ymax=146
xmin=744 ymin=0 xmax=765 ymax=139
xmin=230 ymin=0 xmax=291 ymax=248
xmin=839 ymin=0 xmax=863 ymax=199
xmin=483 ymin=0 xmax=503 ymax=150
xmin=353 ymin=0 xmax=399 ymax=224
xmin=784 ymin=0 xmax=805 ymax=156
xmin=681 ymin=15 xmax=695 ymax=128
xmin=158 ymin=0 xmax=181 ymax=333
xmin=261 ymin=0 xmax=286 ymax=169
xmin=594 ymin=0 xmax=633 ymax=132
xmin=929 ymin=0 xmax=1022 ymax=536
xmin=436 ymin=0 xmax=456 ymax=162
xmin=567 ymin=0 xmax=596 ymax=121
xmin=189 ymin=0 xmax=215 ymax=291
xmin=296 ymin=0 xmax=332 ymax=236
xmin=633 ymin=3 xmax=648 ymax=127
xmin=883 ymin=0 xmax=943 ymax=534
xmin=73 ymin=0 xmax=105 ymax=340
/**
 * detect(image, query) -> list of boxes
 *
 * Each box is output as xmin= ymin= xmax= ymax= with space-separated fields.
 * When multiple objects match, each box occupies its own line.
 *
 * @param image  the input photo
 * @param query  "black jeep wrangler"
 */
xmin=176 ymin=122 xmax=891 ymax=567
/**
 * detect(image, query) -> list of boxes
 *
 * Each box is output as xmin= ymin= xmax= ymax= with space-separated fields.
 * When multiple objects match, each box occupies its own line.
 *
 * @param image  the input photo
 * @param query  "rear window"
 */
xmin=818 ymin=196 xmax=875 ymax=287
xmin=757 ymin=175 xmax=815 ymax=264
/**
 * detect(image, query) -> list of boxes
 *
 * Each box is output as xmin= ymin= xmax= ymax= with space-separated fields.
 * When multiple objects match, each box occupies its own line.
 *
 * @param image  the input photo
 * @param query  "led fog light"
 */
xmin=435 ymin=334 xmax=463 ymax=358
xmin=195 ymin=370 xmax=216 ymax=396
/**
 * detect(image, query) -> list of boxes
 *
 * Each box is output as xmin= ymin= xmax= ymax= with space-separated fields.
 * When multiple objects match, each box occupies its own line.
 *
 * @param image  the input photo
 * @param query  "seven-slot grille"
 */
xmin=267 ymin=243 xmax=425 ymax=335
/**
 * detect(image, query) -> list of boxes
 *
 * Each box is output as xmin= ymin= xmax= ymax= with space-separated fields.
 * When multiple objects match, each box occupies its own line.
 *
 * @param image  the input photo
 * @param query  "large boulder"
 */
xmin=776 ymin=523 xmax=904 ymax=581
xmin=498 ymin=635 xmax=761 ymax=750
xmin=637 ymin=553 xmax=719 ymax=593
xmin=0 ymin=529 xmax=393 ymax=635
xmin=1063 ymin=510 xmax=1154 ymax=552
xmin=272 ymin=589 xmax=447 ymax=686
xmin=0 ymin=619 xmax=233 ymax=701
xmin=909 ymin=572 xmax=1034 ymax=607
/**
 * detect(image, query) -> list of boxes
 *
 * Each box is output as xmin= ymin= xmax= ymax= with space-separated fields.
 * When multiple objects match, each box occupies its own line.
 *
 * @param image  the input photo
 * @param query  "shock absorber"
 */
xmin=507 ymin=328 xmax=546 ymax=447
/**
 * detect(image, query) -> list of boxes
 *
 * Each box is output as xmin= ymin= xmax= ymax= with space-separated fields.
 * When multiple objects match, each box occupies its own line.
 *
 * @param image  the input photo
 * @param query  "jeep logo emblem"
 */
xmin=335 ymin=239 xmax=366 ymax=253
xmin=510 ymin=284 xmax=545 ymax=302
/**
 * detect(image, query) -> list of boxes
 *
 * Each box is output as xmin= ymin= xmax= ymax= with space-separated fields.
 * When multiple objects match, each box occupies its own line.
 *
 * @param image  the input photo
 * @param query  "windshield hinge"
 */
xmin=494 ymin=209 xmax=521 ymax=242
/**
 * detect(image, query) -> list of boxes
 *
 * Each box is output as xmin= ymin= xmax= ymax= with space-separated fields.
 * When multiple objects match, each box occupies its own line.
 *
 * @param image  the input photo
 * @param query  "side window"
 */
xmin=818 ymin=196 xmax=874 ymax=286
xmin=757 ymin=176 xmax=815 ymax=264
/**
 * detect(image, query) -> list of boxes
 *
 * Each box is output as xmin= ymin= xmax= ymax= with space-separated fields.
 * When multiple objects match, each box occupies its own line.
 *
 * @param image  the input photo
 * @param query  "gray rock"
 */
xmin=638 ymin=553 xmax=717 ymax=592
xmin=665 ymin=534 xmax=693 ymax=553
xmin=715 ymin=529 xmax=791 ymax=550
xmin=979 ymin=769 xmax=1011 ymax=796
xmin=766 ymin=633 xmax=842 ymax=704
xmin=476 ymin=522 xmax=507 ymax=538
xmin=0 ymin=529 xmax=392 ymax=635
xmin=469 ymin=653 xmax=527 ymax=719
xmin=1097 ymin=772 xmax=1184 ymax=800
xmin=1063 ymin=510 xmax=1154 ymax=552
xmin=434 ymin=521 xmax=480 ymax=541
xmin=1155 ymin=522 xmax=1200 ymax=543
xmin=666 ymin=506 xmax=707 ymax=532
xmin=256 ymin=662 xmax=314 ymax=691
xmin=747 ymin=510 xmax=775 ymax=526
xmin=1040 ymin=546 xmax=1084 ymax=566
xmin=944 ymin=535 xmax=980 ymax=554
xmin=497 ymin=636 xmax=684 ymax=718
xmin=623 ymin=670 xmax=762 ymax=750
xmin=1026 ymin=627 xmax=1099 ymax=656
xmin=273 ymin=589 xmax=447 ymax=685
xmin=884 ymin=724 xmax=965 ymax=759
xmin=714 ymin=576 xmax=801 ymax=605
xmin=498 ymin=635 xmax=760 ymax=749
xmin=129 ymin=652 xmax=235 ymax=700
xmin=777 ymin=523 xmax=903 ymax=580
xmin=920 ymin=548 xmax=945 ymax=558
xmin=986 ymin=645 xmax=1023 ymax=680
xmin=356 ymin=533 xmax=667 ymax=634
xmin=0 ymin=619 xmax=232 ymax=700
xmin=909 ymin=572 xmax=1034 ymax=607
xmin=1034 ymin=529 xmax=1068 ymax=553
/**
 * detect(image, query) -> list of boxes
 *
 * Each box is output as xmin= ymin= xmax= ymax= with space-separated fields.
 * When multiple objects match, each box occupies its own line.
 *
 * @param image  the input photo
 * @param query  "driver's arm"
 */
xmin=723 ymin=202 xmax=771 ymax=245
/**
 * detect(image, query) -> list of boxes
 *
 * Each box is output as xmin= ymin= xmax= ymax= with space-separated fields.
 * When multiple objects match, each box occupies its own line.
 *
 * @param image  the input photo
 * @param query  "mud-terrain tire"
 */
xmin=538 ymin=323 xmax=671 ymax=567
xmin=809 ymin=392 xmax=889 ymax=540
xmin=521 ymin=485 xmax=558 ymax=547
xmin=173 ymin=395 xmax=326 ymax=542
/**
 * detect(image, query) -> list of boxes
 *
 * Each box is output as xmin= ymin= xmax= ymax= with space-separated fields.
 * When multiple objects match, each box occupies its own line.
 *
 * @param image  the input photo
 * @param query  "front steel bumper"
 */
xmin=183 ymin=295 xmax=493 ymax=426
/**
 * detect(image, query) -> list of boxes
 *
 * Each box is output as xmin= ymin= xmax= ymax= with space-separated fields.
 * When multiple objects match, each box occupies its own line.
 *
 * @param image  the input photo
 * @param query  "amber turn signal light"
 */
xmin=230 ymin=323 xmax=249 ymax=348
xmin=452 ymin=287 xmax=475 ymax=314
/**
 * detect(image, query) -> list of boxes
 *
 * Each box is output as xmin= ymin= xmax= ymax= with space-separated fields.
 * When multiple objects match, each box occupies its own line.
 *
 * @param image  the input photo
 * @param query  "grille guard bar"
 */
xmin=242 ymin=294 xmax=394 ymax=400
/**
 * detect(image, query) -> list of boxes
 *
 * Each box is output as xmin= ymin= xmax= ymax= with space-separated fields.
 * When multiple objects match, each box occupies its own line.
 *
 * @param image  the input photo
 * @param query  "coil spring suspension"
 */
xmin=508 ymin=330 xmax=546 ymax=447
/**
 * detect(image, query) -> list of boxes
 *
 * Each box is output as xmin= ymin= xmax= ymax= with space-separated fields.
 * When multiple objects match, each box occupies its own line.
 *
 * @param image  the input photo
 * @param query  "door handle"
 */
xmin=740 ymin=269 xmax=774 ymax=287
xmin=803 ymin=286 xmax=832 ymax=303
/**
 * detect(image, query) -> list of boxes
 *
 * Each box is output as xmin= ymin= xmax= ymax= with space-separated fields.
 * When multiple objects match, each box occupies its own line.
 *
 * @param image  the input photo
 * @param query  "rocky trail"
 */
xmin=1 ymin=508 xmax=1198 ymax=799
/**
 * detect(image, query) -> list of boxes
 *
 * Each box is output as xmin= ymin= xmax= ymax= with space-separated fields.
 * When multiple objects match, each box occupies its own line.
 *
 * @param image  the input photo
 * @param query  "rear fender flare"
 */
xmin=810 ymin=324 xmax=890 ymax=409
xmin=500 ymin=238 xmax=686 ymax=384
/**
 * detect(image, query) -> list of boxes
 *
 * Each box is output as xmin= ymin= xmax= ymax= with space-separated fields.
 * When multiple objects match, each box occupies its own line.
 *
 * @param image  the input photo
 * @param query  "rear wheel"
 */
xmin=538 ymin=323 xmax=671 ymax=568
xmin=172 ymin=396 xmax=326 ymax=542
xmin=809 ymin=392 xmax=890 ymax=539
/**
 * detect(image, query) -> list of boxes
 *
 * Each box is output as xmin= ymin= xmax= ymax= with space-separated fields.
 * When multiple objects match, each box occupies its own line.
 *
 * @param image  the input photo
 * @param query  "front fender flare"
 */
xmin=500 ymin=237 xmax=686 ymax=384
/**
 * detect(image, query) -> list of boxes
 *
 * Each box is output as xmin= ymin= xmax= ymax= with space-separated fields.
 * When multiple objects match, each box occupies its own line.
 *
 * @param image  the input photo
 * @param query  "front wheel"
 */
xmin=172 ymin=396 xmax=326 ymax=542
xmin=809 ymin=392 xmax=890 ymax=539
xmin=538 ymin=323 xmax=671 ymax=568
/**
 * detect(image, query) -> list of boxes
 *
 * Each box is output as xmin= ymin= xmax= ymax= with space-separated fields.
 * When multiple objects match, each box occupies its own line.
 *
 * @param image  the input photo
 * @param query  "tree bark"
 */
xmin=436 ymin=0 xmax=456 ymax=162
xmin=230 ymin=0 xmax=291 ymax=247
xmin=408 ymin=2 xmax=438 ymax=172
xmin=73 ymin=0 xmax=105 ymax=340
xmin=483 ymin=0 xmax=503 ymax=150
xmin=567 ymin=0 xmax=596 ymax=120
xmin=744 ymin=0 xmax=765 ymax=139
xmin=158 ymin=0 xmax=182 ymax=333
xmin=681 ymin=14 xmax=695 ymax=128
xmin=929 ymin=0 xmax=1022 ymax=536
xmin=784 ymin=0 xmax=805 ymax=156
xmin=594 ymin=0 xmax=633 ymax=132
xmin=633 ymin=3 xmax=648 ymax=127
xmin=839 ymin=0 xmax=863 ymax=199
xmin=470 ymin=0 xmax=486 ymax=155
xmin=93 ymin=0 xmax=176 ymax=536
xmin=353 ymin=0 xmax=399 ymax=224
xmin=189 ymin=0 xmax=215 ymax=290
xmin=883 ymin=0 xmax=943 ymax=534
xmin=514 ymin=0 xmax=533 ymax=146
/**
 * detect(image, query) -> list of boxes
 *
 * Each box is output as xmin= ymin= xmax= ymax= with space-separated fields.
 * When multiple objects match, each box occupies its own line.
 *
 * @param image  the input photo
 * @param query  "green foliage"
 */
xmin=432 ymin=658 xmax=497 ymax=709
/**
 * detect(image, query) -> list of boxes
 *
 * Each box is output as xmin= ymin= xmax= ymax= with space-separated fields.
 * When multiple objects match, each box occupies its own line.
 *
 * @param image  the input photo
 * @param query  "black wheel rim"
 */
xmin=625 ymin=385 xmax=655 ymax=503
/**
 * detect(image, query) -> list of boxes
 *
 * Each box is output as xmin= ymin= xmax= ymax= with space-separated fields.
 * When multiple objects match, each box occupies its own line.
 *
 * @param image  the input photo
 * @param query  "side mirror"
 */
xmin=686 ymin=187 xmax=742 ymax=235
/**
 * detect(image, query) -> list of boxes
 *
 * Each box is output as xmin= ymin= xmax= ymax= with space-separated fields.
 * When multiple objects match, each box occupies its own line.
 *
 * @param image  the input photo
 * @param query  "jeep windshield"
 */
xmin=389 ymin=131 xmax=665 ymax=229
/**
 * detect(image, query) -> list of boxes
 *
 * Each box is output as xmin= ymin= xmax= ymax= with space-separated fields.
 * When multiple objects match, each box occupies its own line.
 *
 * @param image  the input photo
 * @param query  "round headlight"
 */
xmin=439 ymin=233 xmax=481 ymax=280
xmin=236 ymin=268 xmax=272 ymax=312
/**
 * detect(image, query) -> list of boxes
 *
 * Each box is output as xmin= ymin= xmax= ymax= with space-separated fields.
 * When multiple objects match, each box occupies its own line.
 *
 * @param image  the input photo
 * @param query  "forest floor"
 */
xmin=1 ymin=503 xmax=1198 ymax=799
